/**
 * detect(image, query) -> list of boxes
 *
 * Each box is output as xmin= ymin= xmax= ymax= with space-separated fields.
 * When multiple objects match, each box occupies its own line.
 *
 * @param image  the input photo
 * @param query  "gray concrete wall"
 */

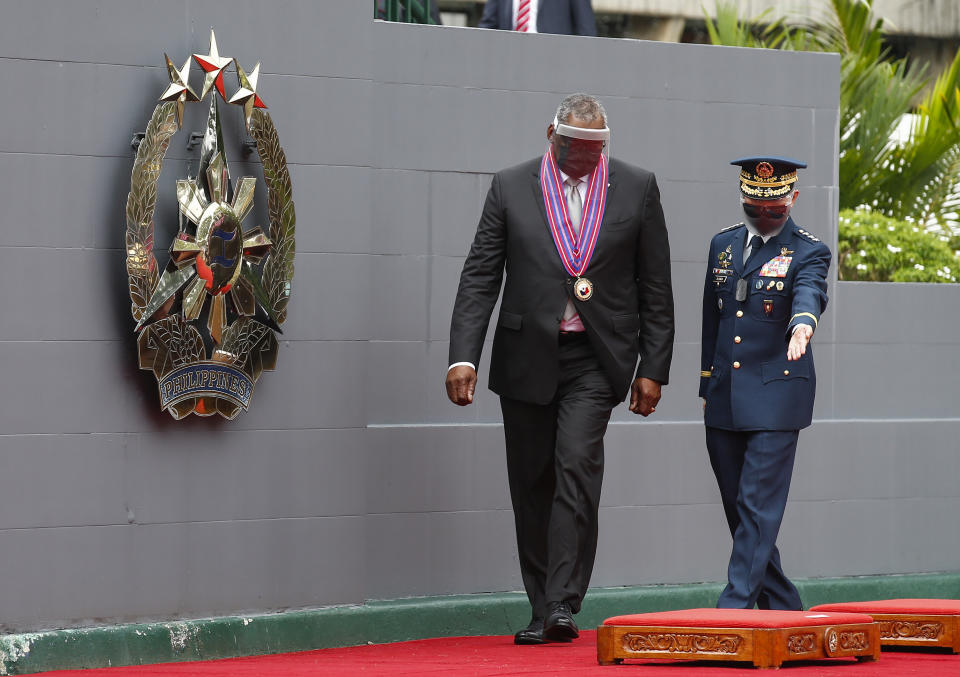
xmin=0 ymin=0 xmax=955 ymax=633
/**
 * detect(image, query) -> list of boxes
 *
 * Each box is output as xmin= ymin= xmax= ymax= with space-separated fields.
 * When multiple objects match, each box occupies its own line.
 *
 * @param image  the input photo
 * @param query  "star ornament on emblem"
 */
xmin=160 ymin=53 xmax=200 ymax=128
xmin=192 ymin=29 xmax=233 ymax=100
xmin=229 ymin=61 xmax=268 ymax=130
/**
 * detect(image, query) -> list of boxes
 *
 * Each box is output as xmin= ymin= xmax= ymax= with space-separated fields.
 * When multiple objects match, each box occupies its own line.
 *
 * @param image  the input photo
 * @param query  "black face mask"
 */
xmin=742 ymin=202 xmax=791 ymax=235
xmin=553 ymin=138 xmax=603 ymax=178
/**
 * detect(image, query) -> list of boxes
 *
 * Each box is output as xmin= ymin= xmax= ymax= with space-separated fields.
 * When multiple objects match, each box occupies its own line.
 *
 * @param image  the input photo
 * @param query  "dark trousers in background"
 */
xmin=706 ymin=427 xmax=803 ymax=611
xmin=499 ymin=334 xmax=619 ymax=619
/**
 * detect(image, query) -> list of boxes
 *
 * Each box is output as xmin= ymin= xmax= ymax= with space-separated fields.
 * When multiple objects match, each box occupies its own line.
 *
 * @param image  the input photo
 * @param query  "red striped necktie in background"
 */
xmin=516 ymin=0 xmax=531 ymax=31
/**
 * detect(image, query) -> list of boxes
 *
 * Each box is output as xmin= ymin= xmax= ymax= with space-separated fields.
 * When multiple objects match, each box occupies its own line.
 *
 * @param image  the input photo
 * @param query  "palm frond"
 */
xmin=838 ymin=54 xmax=926 ymax=210
xmin=703 ymin=1 xmax=765 ymax=48
xmin=877 ymin=47 xmax=960 ymax=226
xmin=911 ymin=144 xmax=960 ymax=231
xmin=703 ymin=0 xmax=960 ymax=231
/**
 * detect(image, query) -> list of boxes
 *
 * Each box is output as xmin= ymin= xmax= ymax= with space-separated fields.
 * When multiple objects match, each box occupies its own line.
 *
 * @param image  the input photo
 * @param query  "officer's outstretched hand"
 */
xmin=787 ymin=324 xmax=814 ymax=361
xmin=446 ymin=365 xmax=477 ymax=406
xmin=630 ymin=377 xmax=661 ymax=416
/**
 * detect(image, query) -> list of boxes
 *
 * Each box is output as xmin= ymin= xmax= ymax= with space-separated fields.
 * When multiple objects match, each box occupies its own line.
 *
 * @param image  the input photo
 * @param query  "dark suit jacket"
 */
xmin=449 ymin=157 xmax=674 ymax=404
xmin=699 ymin=218 xmax=831 ymax=430
xmin=478 ymin=0 xmax=596 ymax=36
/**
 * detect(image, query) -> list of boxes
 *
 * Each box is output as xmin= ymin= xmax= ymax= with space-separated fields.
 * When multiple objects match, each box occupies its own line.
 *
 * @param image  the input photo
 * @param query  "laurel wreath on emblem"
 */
xmin=125 ymin=31 xmax=295 ymax=420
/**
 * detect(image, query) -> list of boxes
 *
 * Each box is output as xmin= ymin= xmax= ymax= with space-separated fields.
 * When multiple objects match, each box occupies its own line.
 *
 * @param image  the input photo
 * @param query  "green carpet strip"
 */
xmin=2 ymin=572 xmax=959 ymax=675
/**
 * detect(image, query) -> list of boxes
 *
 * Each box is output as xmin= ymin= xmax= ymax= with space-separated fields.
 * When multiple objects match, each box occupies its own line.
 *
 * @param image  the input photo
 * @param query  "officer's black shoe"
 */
xmin=544 ymin=602 xmax=578 ymax=641
xmin=513 ymin=617 xmax=545 ymax=645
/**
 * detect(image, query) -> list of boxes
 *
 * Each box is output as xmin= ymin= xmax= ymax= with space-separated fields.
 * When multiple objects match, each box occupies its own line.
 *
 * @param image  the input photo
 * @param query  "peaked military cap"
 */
xmin=731 ymin=156 xmax=806 ymax=200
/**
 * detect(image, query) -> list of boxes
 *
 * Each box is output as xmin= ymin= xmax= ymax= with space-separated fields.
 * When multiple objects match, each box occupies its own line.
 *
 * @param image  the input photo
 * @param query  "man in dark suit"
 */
xmin=446 ymin=93 xmax=674 ymax=644
xmin=478 ymin=0 xmax=596 ymax=35
xmin=700 ymin=157 xmax=831 ymax=611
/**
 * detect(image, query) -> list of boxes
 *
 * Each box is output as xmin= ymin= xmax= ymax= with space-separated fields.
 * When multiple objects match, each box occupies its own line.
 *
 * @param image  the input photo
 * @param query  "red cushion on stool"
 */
xmin=603 ymin=608 xmax=874 ymax=629
xmin=810 ymin=599 xmax=960 ymax=615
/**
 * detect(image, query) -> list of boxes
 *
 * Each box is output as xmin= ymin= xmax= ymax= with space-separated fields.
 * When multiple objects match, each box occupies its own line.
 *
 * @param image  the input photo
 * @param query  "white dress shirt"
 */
xmin=558 ymin=168 xmax=588 ymax=205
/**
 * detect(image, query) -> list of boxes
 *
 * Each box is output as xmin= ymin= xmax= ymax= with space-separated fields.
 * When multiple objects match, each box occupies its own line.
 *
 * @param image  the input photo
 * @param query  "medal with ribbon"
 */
xmin=540 ymin=148 xmax=608 ymax=301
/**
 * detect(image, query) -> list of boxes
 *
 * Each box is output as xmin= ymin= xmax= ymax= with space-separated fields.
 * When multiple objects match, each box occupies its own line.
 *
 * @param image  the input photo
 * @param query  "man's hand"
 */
xmin=445 ymin=365 xmax=477 ymax=406
xmin=629 ymin=377 xmax=661 ymax=416
xmin=787 ymin=324 xmax=814 ymax=361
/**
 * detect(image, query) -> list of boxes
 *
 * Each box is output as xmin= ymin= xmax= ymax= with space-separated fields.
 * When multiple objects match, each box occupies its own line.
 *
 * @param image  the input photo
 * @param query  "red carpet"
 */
xmin=39 ymin=631 xmax=960 ymax=676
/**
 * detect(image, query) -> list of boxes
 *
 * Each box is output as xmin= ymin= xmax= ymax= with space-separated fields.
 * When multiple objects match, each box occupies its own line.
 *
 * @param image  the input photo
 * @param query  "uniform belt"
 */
xmin=559 ymin=331 xmax=588 ymax=344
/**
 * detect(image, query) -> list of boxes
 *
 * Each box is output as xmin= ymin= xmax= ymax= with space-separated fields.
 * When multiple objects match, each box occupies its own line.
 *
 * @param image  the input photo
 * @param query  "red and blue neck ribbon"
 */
xmin=539 ymin=150 xmax=608 ymax=277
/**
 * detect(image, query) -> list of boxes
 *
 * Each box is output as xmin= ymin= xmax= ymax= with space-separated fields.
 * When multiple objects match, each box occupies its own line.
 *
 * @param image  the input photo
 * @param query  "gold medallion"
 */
xmin=574 ymin=277 xmax=594 ymax=301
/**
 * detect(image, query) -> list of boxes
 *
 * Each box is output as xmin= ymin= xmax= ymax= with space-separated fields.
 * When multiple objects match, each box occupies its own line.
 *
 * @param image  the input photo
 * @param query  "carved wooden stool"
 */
xmin=810 ymin=599 xmax=960 ymax=652
xmin=597 ymin=608 xmax=879 ymax=669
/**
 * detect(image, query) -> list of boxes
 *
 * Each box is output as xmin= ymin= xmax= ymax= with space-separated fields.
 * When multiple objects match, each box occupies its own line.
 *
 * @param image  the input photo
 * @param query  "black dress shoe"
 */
xmin=513 ymin=617 xmax=545 ymax=645
xmin=544 ymin=602 xmax=579 ymax=641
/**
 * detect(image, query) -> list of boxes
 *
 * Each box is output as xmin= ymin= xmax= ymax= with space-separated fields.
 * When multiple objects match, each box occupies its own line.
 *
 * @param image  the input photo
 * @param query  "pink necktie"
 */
xmin=516 ymin=0 xmax=531 ymax=32
xmin=565 ymin=178 xmax=582 ymax=235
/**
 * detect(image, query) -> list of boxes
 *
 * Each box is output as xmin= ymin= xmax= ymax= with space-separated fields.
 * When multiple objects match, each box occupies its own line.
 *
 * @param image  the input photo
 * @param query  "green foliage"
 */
xmin=837 ymin=209 xmax=958 ymax=282
xmin=702 ymin=3 xmax=797 ymax=49
xmin=889 ymin=55 xmax=960 ymax=227
xmin=826 ymin=0 xmax=929 ymax=215
xmin=706 ymin=0 xmax=960 ymax=232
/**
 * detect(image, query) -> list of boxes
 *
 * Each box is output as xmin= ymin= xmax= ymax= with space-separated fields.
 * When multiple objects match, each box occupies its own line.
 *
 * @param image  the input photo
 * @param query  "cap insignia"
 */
xmin=756 ymin=162 xmax=774 ymax=179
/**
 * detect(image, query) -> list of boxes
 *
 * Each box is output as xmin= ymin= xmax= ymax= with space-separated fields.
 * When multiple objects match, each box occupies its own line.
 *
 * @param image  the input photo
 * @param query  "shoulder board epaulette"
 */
xmin=795 ymin=227 xmax=821 ymax=243
xmin=719 ymin=222 xmax=744 ymax=234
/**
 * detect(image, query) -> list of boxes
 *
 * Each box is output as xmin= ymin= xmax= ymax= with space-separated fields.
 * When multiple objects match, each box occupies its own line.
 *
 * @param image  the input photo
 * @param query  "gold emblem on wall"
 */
xmin=126 ymin=31 xmax=295 ymax=419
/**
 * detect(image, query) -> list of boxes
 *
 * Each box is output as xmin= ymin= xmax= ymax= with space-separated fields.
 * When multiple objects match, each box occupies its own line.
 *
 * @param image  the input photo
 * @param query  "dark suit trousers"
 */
xmin=499 ymin=335 xmax=618 ymax=619
xmin=706 ymin=427 xmax=802 ymax=611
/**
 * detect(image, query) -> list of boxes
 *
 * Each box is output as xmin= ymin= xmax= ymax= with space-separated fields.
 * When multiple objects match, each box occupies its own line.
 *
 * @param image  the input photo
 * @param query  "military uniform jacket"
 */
xmin=700 ymin=218 xmax=830 ymax=431
xmin=449 ymin=157 xmax=675 ymax=404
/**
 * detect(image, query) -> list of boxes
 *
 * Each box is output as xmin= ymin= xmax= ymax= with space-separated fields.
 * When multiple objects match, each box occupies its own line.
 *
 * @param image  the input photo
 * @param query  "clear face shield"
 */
xmin=550 ymin=116 xmax=610 ymax=179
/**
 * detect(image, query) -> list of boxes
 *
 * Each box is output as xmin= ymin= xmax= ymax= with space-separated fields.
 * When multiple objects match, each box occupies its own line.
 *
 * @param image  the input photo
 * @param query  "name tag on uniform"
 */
xmin=713 ymin=268 xmax=733 ymax=286
xmin=759 ymin=256 xmax=792 ymax=278
xmin=735 ymin=278 xmax=748 ymax=302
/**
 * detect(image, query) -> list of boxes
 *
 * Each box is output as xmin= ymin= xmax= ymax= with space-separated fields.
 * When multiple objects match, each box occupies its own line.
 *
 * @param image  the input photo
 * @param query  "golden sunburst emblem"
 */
xmin=126 ymin=31 xmax=295 ymax=420
xmin=159 ymin=150 xmax=275 ymax=344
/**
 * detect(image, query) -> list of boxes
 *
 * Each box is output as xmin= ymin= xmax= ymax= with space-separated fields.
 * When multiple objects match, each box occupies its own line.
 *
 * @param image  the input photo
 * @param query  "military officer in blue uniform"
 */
xmin=700 ymin=156 xmax=831 ymax=610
